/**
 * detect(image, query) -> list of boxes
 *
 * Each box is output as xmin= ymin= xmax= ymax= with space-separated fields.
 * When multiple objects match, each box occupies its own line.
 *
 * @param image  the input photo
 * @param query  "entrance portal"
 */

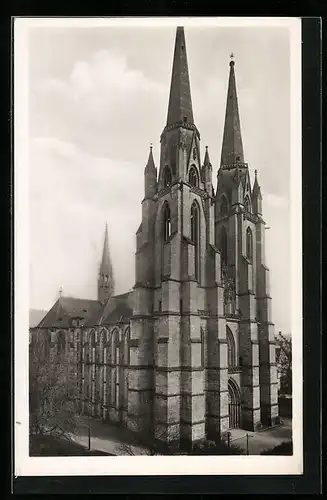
xmin=228 ymin=378 xmax=241 ymax=429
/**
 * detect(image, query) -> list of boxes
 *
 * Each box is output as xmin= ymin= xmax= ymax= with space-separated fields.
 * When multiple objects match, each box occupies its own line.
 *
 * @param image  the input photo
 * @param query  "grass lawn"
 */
xmin=30 ymin=434 xmax=114 ymax=456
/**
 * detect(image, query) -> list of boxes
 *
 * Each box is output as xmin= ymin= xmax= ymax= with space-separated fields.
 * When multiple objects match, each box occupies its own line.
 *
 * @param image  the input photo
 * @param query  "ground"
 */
xmin=228 ymin=418 xmax=292 ymax=454
xmin=30 ymin=433 xmax=114 ymax=456
xmin=70 ymin=416 xmax=292 ymax=456
xmin=71 ymin=416 xmax=149 ymax=455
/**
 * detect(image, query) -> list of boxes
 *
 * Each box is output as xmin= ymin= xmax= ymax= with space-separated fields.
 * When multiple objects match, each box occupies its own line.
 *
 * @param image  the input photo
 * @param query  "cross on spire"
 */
xmin=59 ymin=287 xmax=63 ymax=297
xmin=230 ymin=52 xmax=235 ymax=59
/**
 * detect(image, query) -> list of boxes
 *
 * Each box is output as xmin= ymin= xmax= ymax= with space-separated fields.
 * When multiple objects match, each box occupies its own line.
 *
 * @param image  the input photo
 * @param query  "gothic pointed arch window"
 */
xmin=57 ymin=330 xmax=65 ymax=355
xmin=163 ymin=165 xmax=172 ymax=187
xmin=190 ymin=200 xmax=200 ymax=280
xmin=163 ymin=201 xmax=172 ymax=243
xmin=124 ymin=327 xmax=130 ymax=366
xmin=244 ymin=195 xmax=251 ymax=213
xmin=226 ymin=327 xmax=236 ymax=367
xmin=246 ymin=227 xmax=253 ymax=262
xmin=188 ymin=166 xmax=198 ymax=187
xmin=111 ymin=328 xmax=120 ymax=407
xmin=220 ymin=195 xmax=228 ymax=215
xmin=220 ymin=226 xmax=228 ymax=267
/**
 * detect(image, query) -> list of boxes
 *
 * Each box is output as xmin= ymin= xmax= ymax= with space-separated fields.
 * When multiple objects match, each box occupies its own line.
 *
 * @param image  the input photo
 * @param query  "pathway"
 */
xmin=71 ymin=416 xmax=149 ymax=456
xmin=229 ymin=418 xmax=292 ymax=454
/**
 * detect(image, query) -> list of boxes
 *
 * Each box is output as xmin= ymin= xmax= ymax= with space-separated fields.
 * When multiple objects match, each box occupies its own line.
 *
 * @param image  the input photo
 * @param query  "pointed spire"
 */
xmin=252 ymin=169 xmax=263 ymax=215
xmin=166 ymin=27 xmax=194 ymax=126
xmin=220 ymin=56 xmax=244 ymax=167
xmin=146 ymin=143 xmax=156 ymax=170
xmin=100 ymin=222 xmax=110 ymax=273
xmin=203 ymin=145 xmax=212 ymax=167
xmin=144 ymin=143 xmax=157 ymax=198
xmin=98 ymin=223 xmax=114 ymax=304
xmin=252 ymin=169 xmax=262 ymax=196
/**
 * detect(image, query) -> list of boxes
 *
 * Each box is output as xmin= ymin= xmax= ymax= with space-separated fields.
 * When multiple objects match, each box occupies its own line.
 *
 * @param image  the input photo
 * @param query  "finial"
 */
xmin=59 ymin=286 xmax=63 ymax=297
xmin=255 ymin=169 xmax=257 ymax=176
xmin=230 ymin=52 xmax=235 ymax=66
xmin=150 ymin=142 xmax=153 ymax=150
xmin=205 ymin=145 xmax=208 ymax=150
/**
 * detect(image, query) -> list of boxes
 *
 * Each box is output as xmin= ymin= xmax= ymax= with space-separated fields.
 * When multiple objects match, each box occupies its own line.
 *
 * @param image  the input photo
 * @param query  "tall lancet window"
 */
xmin=163 ymin=166 xmax=172 ymax=187
xmin=190 ymin=201 xmax=200 ymax=280
xmin=227 ymin=326 xmax=236 ymax=367
xmin=246 ymin=227 xmax=253 ymax=262
xmin=244 ymin=196 xmax=251 ymax=213
xmin=220 ymin=195 xmax=228 ymax=215
xmin=163 ymin=201 xmax=172 ymax=243
xmin=220 ymin=226 xmax=228 ymax=267
xmin=188 ymin=166 xmax=198 ymax=187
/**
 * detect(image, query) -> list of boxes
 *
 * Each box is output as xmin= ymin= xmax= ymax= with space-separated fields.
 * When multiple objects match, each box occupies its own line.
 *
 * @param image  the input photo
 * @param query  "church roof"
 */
xmin=36 ymin=291 xmax=134 ymax=329
xmin=96 ymin=292 xmax=133 ymax=326
xmin=36 ymin=296 xmax=102 ymax=329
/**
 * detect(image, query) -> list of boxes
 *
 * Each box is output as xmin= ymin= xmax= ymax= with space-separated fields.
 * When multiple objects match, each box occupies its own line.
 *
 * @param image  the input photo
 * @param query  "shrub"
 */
xmin=192 ymin=438 xmax=244 ymax=455
xmin=261 ymin=441 xmax=293 ymax=455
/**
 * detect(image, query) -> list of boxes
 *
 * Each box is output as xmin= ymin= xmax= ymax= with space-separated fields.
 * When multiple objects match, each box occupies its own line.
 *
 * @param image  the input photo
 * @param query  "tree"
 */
xmin=29 ymin=334 xmax=84 ymax=444
xmin=275 ymin=331 xmax=292 ymax=395
xmin=116 ymin=407 xmax=181 ymax=456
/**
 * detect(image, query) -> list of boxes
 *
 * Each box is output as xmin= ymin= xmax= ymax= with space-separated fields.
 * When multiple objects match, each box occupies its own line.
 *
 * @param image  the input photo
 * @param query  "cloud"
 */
xmin=264 ymin=191 xmax=289 ymax=209
xmin=29 ymin=137 xmax=143 ymax=309
xmin=36 ymin=49 xmax=165 ymax=107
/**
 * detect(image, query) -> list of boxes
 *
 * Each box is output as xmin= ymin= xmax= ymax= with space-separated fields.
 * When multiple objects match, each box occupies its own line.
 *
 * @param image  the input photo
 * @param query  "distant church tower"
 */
xmin=98 ymin=223 xmax=115 ymax=305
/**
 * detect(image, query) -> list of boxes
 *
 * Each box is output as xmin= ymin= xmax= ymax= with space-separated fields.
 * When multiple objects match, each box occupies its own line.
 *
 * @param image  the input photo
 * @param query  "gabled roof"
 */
xmin=93 ymin=292 xmax=134 ymax=326
xmin=36 ymin=296 xmax=102 ymax=329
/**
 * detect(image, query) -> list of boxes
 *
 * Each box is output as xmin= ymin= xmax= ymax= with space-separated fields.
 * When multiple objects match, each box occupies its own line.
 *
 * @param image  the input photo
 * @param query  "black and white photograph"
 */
xmin=14 ymin=17 xmax=302 ymax=476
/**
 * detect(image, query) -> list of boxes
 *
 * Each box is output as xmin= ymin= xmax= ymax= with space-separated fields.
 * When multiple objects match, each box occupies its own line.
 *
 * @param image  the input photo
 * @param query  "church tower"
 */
xmin=129 ymin=27 xmax=228 ymax=449
xmin=215 ymin=57 xmax=279 ymax=430
xmin=98 ymin=223 xmax=115 ymax=305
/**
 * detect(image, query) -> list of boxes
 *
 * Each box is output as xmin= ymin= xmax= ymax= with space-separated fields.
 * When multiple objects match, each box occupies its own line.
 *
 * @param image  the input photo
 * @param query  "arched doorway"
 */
xmin=228 ymin=378 xmax=241 ymax=429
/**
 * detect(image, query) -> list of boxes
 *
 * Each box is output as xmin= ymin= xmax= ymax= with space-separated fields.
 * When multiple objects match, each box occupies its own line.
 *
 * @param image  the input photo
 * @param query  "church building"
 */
xmin=32 ymin=26 xmax=279 ymax=449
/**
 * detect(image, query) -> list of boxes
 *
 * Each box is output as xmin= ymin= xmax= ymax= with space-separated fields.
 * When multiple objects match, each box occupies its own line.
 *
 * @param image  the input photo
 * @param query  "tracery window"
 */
xmin=163 ymin=166 xmax=172 ymax=187
xmin=190 ymin=201 xmax=200 ymax=280
xmin=189 ymin=166 xmax=198 ymax=187
xmin=220 ymin=226 xmax=228 ymax=266
xmin=246 ymin=227 xmax=253 ymax=262
xmin=163 ymin=201 xmax=172 ymax=243
xmin=220 ymin=195 xmax=228 ymax=215
xmin=227 ymin=327 xmax=236 ymax=367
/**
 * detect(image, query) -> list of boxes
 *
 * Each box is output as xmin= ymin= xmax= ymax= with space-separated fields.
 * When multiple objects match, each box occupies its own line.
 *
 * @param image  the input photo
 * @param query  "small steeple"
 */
xmin=252 ymin=169 xmax=263 ymax=215
xmin=98 ymin=223 xmax=114 ymax=305
xmin=144 ymin=143 xmax=157 ymax=198
xmin=146 ymin=143 xmax=155 ymax=170
xmin=166 ymin=26 xmax=194 ymax=126
xmin=202 ymin=146 xmax=213 ymax=193
xmin=220 ymin=55 xmax=244 ymax=167
xmin=203 ymin=145 xmax=212 ymax=168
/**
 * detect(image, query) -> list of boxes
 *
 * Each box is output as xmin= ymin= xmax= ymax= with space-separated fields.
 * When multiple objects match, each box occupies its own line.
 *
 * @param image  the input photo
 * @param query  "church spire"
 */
xmin=98 ymin=223 xmax=114 ymax=305
xmin=144 ymin=143 xmax=157 ymax=198
xmin=166 ymin=26 xmax=194 ymax=126
xmin=220 ymin=56 xmax=244 ymax=167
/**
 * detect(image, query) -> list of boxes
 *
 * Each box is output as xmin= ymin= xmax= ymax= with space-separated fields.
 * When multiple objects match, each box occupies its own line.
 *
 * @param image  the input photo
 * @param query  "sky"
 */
xmin=28 ymin=23 xmax=292 ymax=334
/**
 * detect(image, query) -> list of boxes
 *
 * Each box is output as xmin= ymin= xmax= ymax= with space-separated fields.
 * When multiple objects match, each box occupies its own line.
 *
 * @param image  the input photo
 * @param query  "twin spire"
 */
xmin=166 ymin=27 xmax=245 ymax=168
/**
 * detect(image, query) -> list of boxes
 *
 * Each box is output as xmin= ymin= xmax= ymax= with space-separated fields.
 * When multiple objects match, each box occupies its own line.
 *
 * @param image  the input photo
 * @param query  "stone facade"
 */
xmin=31 ymin=26 xmax=279 ymax=450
